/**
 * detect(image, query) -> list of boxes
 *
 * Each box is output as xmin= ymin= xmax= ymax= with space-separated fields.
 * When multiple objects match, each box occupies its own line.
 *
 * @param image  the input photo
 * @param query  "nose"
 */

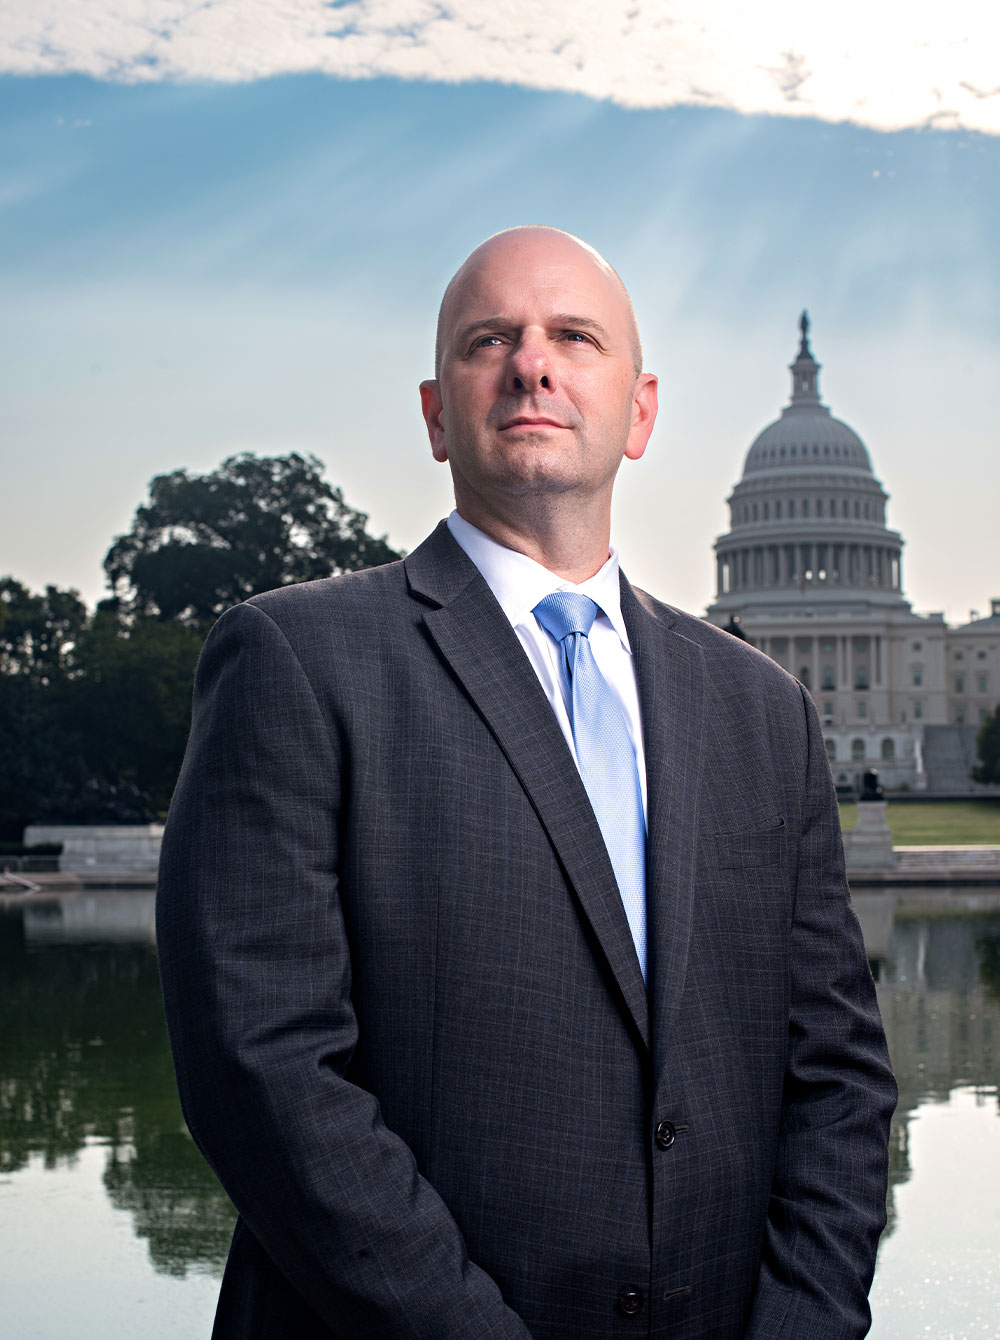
xmin=506 ymin=330 xmax=552 ymax=394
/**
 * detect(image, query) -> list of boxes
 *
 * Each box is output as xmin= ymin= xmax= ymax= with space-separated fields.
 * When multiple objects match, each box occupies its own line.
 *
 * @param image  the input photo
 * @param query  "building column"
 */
xmin=802 ymin=636 xmax=818 ymax=691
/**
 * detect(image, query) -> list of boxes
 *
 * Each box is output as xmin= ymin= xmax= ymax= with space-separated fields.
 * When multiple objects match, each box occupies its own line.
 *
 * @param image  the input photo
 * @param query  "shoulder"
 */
xmin=629 ymin=584 xmax=805 ymax=706
xmin=218 ymin=559 xmax=410 ymax=639
xmin=195 ymin=561 xmax=414 ymax=678
xmin=246 ymin=557 xmax=408 ymax=617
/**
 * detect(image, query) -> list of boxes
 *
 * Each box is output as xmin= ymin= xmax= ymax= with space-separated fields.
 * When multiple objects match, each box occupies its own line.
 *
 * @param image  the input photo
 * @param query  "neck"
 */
xmin=453 ymin=493 xmax=612 ymax=583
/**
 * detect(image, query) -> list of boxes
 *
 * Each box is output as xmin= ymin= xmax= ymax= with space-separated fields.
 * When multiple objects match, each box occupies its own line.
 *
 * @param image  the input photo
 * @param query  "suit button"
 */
xmin=654 ymin=1120 xmax=676 ymax=1150
xmin=617 ymin=1287 xmax=644 ymax=1316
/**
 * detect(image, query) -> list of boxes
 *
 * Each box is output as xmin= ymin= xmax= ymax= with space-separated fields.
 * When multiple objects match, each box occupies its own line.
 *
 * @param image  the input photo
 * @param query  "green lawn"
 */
xmin=838 ymin=800 xmax=1000 ymax=845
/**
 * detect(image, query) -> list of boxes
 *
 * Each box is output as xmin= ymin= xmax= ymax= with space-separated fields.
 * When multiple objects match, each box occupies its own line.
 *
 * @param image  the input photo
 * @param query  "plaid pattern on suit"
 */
xmin=157 ymin=521 xmax=896 ymax=1338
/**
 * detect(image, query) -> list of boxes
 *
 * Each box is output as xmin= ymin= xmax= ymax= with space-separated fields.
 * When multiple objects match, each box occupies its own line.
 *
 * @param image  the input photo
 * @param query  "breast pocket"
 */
xmin=706 ymin=814 xmax=786 ymax=869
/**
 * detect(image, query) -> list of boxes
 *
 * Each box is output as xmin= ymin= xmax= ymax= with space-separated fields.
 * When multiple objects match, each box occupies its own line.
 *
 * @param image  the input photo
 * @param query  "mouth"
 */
xmin=500 ymin=416 xmax=567 ymax=431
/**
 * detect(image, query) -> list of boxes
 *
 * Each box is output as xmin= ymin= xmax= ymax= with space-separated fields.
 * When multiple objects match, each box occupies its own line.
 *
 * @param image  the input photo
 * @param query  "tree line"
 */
xmin=0 ymin=452 xmax=402 ymax=840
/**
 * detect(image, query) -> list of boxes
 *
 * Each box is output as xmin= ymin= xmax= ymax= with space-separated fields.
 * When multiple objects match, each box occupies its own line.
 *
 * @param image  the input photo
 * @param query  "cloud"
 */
xmin=2 ymin=0 xmax=999 ymax=135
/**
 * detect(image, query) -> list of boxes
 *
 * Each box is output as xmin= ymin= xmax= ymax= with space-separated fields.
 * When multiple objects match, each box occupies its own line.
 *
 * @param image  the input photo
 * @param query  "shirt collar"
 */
xmin=446 ymin=510 xmax=631 ymax=650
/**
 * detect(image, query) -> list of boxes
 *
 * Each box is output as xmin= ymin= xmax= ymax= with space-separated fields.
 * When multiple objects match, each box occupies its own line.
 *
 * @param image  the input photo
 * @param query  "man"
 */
xmin=157 ymin=227 xmax=896 ymax=1339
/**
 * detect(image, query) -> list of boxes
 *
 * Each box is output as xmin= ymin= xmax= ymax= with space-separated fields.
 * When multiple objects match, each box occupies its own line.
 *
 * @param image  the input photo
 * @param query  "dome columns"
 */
xmin=714 ymin=540 xmax=904 ymax=599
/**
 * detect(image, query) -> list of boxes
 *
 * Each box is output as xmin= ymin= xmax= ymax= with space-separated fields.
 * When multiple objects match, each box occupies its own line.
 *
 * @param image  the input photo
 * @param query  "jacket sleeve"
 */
xmin=743 ymin=684 xmax=897 ymax=1340
xmin=156 ymin=601 xmax=533 ymax=1339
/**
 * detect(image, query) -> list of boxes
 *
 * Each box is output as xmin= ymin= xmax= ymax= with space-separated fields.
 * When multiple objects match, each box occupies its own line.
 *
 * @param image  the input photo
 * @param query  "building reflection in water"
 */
xmin=1 ymin=889 xmax=999 ymax=1288
xmin=856 ymin=892 xmax=1000 ymax=1243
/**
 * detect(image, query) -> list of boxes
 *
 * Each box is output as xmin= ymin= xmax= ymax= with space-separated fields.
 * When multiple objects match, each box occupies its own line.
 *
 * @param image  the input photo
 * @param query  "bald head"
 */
xmin=434 ymin=227 xmax=643 ymax=379
xmin=418 ymin=223 xmax=659 ymax=564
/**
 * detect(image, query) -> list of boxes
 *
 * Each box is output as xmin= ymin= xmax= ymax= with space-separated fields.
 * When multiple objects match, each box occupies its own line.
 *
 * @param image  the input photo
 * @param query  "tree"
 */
xmin=71 ymin=611 xmax=204 ymax=813
xmin=1 ymin=460 xmax=402 ymax=834
xmin=103 ymin=452 xmax=403 ymax=624
xmin=0 ymin=578 xmax=88 ymax=682
xmin=0 ymin=579 xmax=94 ymax=838
xmin=0 ymin=581 xmax=189 ymax=832
xmin=972 ymin=703 xmax=1000 ymax=784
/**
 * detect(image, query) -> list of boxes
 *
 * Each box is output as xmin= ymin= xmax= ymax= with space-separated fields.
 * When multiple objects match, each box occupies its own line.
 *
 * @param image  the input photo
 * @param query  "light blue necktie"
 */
xmin=533 ymin=592 xmax=648 ymax=982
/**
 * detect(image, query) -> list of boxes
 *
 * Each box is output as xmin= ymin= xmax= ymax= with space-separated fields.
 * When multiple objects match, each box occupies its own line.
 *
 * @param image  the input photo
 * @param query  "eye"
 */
xmin=563 ymin=330 xmax=593 ymax=344
xmin=474 ymin=334 xmax=505 ymax=349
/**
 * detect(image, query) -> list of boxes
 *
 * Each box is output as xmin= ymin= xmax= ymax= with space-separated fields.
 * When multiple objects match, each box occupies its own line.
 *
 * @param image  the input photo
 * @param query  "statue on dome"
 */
xmin=798 ymin=309 xmax=811 ymax=355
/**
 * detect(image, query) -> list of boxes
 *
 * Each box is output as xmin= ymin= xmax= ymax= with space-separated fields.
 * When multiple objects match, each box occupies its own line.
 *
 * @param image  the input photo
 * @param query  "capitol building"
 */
xmin=705 ymin=315 xmax=999 ymax=793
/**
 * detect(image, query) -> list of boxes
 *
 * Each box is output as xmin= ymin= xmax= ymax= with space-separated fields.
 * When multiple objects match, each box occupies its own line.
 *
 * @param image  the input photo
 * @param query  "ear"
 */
xmin=419 ymin=380 xmax=448 ymax=462
xmin=624 ymin=373 xmax=658 ymax=462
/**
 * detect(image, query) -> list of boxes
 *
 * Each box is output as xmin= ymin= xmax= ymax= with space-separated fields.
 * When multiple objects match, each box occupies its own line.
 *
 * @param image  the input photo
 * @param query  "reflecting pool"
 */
xmin=1 ymin=888 xmax=999 ymax=1337
xmin=861 ymin=893 xmax=1000 ymax=1339
xmin=0 ymin=894 xmax=230 ymax=1338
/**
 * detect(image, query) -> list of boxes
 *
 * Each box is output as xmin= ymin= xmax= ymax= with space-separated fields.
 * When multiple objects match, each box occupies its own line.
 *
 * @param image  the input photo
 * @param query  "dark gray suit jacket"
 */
xmin=157 ymin=521 xmax=896 ymax=1339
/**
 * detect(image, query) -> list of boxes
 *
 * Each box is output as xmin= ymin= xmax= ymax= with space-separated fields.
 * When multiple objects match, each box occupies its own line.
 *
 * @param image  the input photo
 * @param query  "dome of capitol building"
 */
xmin=705 ymin=315 xmax=999 ymax=793
xmin=710 ymin=311 xmax=904 ymax=613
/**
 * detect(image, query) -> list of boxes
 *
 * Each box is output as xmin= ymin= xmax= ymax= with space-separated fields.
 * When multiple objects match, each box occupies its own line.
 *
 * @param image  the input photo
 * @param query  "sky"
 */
xmin=1 ymin=1 xmax=998 ymax=625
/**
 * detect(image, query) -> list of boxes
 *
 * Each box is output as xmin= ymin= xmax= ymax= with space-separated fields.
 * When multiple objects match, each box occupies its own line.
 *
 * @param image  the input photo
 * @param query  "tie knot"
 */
xmin=533 ymin=592 xmax=600 ymax=643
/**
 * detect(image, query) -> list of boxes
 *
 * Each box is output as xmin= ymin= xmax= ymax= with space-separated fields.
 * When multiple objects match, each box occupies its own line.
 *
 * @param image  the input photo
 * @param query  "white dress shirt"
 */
xmin=446 ymin=511 xmax=648 ymax=820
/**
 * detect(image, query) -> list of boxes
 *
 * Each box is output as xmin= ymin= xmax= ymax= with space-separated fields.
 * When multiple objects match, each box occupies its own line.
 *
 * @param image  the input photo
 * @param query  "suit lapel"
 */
xmin=406 ymin=524 xmax=649 ymax=1051
xmin=621 ymin=578 xmax=706 ymax=1062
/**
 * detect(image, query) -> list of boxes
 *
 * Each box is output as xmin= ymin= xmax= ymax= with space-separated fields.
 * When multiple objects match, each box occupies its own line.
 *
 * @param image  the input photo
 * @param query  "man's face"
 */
xmin=420 ymin=231 xmax=657 ymax=524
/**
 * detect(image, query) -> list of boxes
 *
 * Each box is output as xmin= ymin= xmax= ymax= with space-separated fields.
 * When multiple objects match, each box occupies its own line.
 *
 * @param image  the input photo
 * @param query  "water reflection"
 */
xmin=870 ymin=903 xmax=1000 ymax=1244
xmin=0 ymin=896 xmax=234 ymax=1279
xmin=1 ymin=888 xmax=1000 ymax=1335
